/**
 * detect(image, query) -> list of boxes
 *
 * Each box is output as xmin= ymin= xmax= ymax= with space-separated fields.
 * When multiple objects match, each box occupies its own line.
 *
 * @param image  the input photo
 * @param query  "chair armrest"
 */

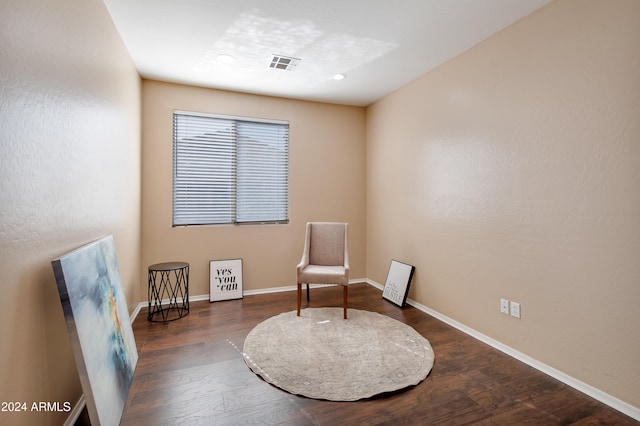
xmin=343 ymin=225 xmax=350 ymax=278
xmin=296 ymin=258 xmax=309 ymax=274
xmin=297 ymin=222 xmax=312 ymax=276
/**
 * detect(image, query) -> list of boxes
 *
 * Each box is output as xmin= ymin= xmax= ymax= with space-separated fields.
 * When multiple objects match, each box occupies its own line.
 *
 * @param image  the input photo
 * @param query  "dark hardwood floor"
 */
xmin=78 ymin=283 xmax=636 ymax=425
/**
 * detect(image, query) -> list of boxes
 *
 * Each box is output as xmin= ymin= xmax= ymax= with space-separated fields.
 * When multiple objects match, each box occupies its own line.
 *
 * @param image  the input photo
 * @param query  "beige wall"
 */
xmin=366 ymin=0 xmax=640 ymax=409
xmin=0 ymin=0 xmax=141 ymax=425
xmin=141 ymin=80 xmax=366 ymax=299
xmin=3 ymin=0 xmax=639 ymax=422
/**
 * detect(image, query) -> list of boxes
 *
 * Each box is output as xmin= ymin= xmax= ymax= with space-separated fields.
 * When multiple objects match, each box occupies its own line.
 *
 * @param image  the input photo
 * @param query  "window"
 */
xmin=173 ymin=111 xmax=289 ymax=226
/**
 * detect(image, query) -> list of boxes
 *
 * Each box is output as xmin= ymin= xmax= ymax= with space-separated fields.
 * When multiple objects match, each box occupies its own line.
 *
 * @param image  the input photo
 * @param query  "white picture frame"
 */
xmin=382 ymin=260 xmax=415 ymax=308
xmin=210 ymin=258 xmax=243 ymax=302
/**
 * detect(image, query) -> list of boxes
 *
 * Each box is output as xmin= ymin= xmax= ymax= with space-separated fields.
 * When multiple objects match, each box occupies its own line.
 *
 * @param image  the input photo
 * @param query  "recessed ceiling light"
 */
xmin=333 ymin=73 xmax=347 ymax=80
xmin=216 ymin=54 xmax=235 ymax=63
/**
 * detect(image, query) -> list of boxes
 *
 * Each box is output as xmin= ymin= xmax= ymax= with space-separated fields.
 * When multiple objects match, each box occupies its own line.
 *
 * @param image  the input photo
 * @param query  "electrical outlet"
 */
xmin=510 ymin=301 xmax=521 ymax=318
xmin=500 ymin=299 xmax=509 ymax=314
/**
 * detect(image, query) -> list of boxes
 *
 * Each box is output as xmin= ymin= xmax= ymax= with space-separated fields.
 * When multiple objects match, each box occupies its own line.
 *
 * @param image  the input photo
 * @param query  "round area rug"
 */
xmin=242 ymin=308 xmax=435 ymax=401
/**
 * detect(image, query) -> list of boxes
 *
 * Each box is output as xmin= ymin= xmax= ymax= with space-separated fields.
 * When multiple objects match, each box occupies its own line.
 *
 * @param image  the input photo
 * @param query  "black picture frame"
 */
xmin=382 ymin=259 xmax=415 ymax=308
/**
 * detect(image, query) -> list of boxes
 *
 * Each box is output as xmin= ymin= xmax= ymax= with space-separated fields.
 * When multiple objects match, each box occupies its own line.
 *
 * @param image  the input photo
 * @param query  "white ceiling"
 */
xmin=102 ymin=0 xmax=551 ymax=106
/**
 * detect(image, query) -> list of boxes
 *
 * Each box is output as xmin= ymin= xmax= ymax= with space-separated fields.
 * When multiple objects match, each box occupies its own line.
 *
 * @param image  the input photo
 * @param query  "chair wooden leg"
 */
xmin=343 ymin=285 xmax=348 ymax=319
xmin=297 ymin=283 xmax=302 ymax=316
xmin=306 ymin=283 xmax=310 ymax=301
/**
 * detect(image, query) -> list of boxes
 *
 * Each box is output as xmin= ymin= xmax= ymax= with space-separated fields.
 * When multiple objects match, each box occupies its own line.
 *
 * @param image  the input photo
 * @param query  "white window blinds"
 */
xmin=173 ymin=112 xmax=289 ymax=226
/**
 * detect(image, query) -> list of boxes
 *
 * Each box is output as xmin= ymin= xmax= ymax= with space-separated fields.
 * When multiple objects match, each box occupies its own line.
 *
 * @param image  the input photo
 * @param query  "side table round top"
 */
xmin=148 ymin=261 xmax=189 ymax=271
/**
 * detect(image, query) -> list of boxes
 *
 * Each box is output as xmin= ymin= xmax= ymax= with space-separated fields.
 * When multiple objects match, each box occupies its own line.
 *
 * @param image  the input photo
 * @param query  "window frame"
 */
xmin=172 ymin=110 xmax=289 ymax=227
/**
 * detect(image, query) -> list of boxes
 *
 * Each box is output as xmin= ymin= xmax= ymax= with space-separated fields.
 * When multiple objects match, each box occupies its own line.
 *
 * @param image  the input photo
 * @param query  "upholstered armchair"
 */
xmin=296 ymin=222 xmax=350 ymax=319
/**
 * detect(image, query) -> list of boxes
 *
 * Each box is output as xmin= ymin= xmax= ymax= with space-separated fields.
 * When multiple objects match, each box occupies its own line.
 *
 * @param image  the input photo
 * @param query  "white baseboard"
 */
xmin=130 ymin=302 xmax=143 ymax=322
xmin=63 ymin=394 xmax=85 ymax=426
xmin=243 ymin=279 xmax=364 ymax=296
xmin=133 ymin=279 xmax=365 ymax=313
xmin=69 ymin=279 xmax=638 ymax=423
xmin=131 ymin=294 xmax=210 ymax=321
xmin=364 ymin=278 xmax=640 ymax=421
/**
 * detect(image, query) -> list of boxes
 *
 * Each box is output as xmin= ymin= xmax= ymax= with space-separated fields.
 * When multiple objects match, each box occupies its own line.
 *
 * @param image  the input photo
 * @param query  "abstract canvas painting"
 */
xmin=52 ymin=235 xmax=137 ymax=426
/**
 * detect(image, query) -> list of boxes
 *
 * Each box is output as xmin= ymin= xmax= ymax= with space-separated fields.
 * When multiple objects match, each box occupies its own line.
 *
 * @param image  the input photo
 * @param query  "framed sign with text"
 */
xmin=382 ymin=260 xmax=415 ymax=308
xmin=210 ymin=258 xmax=243 ymax=302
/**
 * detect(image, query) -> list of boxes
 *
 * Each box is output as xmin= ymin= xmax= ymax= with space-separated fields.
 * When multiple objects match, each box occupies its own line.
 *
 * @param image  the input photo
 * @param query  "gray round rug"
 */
xmin=242 ymin=308 xmax=435 ymax=401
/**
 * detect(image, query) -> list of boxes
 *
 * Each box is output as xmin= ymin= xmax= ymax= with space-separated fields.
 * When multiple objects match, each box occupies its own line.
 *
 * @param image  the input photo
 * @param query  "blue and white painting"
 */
xmin=52 ymin=235 xmax=137 ymax=426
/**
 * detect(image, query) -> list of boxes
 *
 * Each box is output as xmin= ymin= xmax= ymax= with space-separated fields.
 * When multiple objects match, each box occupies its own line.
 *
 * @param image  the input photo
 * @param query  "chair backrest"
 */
xmin=308 ymin=222 xmax=347 ymax=266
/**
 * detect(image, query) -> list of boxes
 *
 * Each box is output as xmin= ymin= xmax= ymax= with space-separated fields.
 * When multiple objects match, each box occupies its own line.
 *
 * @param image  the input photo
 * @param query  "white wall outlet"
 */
xmin=500 ymin=299 xmax=509 ymax=314
xmin=510 ymin=301 xmax=521 ymax=318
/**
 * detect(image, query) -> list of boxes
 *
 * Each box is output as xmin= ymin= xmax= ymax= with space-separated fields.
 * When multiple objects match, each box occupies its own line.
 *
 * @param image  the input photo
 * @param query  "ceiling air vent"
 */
xmin=269 ymin=54 xmax=300 ymax=71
